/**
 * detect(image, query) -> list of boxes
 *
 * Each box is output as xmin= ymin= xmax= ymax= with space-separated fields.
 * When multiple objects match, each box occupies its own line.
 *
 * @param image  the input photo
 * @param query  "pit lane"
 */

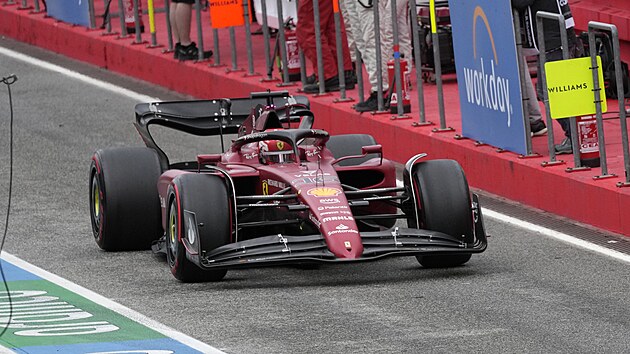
xmin=1 ymin=37 xmax=630 ymax=353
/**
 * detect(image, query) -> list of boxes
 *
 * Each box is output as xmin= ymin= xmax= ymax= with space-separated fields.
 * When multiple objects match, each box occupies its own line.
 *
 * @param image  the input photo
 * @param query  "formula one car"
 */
xmin=89 ymin=90 xmax=487 ymax=282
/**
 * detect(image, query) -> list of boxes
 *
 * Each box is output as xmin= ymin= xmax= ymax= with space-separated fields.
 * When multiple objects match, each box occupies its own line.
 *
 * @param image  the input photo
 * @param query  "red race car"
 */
xmin=89 ymin=90 xmax=487 ymax=282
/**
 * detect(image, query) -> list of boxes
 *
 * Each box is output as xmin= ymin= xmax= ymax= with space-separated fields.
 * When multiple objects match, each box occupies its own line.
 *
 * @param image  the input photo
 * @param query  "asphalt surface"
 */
xmin=1 ymin=37 xmax=630 ymax=354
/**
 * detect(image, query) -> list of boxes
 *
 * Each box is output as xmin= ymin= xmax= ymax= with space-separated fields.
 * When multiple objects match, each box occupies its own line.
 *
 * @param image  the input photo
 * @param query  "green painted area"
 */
xmin=0 ymin=280 xmax=166 ymax=348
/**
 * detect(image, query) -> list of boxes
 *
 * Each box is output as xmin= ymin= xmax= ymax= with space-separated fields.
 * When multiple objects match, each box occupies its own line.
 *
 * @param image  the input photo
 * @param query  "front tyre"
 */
xmin=89 ymin=147 xmax=162 ymax=251
xmin=409 ymin=159 xmax=473 ymax=268
xmin=166 ymin=174 xmax=230 ymax=282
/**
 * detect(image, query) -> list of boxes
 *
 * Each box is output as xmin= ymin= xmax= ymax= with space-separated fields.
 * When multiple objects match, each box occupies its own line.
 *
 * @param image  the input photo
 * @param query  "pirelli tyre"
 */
xmin=166 ymin=173 xmax=231 ymax=282
xmin=326 ymin=134 xmax=377 ymax=166
xmin=409 ymin=159 xmax=474 ymax=268
xmin=89 ymin=147 xmax=162 ymax=251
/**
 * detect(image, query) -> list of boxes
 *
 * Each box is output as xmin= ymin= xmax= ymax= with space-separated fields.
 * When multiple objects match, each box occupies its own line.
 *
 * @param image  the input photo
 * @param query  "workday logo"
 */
xmin=461 ymin=6 xmax=514 ymax=127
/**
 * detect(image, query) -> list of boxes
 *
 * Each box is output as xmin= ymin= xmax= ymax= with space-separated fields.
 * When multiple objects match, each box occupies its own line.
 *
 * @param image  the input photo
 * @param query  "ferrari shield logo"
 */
xmin=277 ymin=141 xmax=284 ymax=150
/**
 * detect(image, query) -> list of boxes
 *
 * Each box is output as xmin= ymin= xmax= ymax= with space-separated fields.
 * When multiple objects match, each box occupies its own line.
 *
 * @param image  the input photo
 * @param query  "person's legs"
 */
xmin=175 ymin=3 xmax=193 ymax=46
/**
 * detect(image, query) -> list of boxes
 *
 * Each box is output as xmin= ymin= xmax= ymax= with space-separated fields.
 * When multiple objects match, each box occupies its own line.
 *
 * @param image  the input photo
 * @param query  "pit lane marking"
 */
xmin=0 ymin=252 xmax=225 ymax=354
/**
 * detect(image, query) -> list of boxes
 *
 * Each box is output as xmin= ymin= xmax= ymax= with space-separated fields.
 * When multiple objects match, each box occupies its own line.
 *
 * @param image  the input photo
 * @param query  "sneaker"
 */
xmin=354 ymin=91 xmax=387 ymax=112
xmin=177 ymin=42 xmax=213 ymax=61
xmin=554 ymin=137 xmax=573 ymax=154
xmin=305 ymin=74 xmax=316 ymax=85
xmin=530 ymin=119 xmax=547 ymax=137
xmin=345 ymin=70 xmax=357 ymax=86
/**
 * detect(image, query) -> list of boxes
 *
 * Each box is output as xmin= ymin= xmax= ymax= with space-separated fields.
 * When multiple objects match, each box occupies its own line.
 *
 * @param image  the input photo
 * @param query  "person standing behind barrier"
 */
xmin=512 ymin=0 xmax=583 ymax=154
xmin=170 ymin=0 xmax=212 ymax=60
xmin=298 ymin=0 xmax=355 ymax=93
xmin=352 ymin=0 xmax=412 ymax=112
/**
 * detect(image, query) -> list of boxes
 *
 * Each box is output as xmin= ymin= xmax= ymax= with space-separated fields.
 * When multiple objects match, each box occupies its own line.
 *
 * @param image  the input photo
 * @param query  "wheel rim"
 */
xmin=167 ymin=203 xmax=178 ymax=266
xmin=90 ymin=173 xmax=101 ymax=236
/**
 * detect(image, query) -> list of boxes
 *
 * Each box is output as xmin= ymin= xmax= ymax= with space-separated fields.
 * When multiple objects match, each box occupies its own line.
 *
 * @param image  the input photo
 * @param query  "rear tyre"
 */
xmin=409 ymin=159 xmax=473 ymax=268
xmin=89 ymin=147 xmax=162 ymax=251
xmin=326 ymin=134 xmax=377 ymax=166
xmin=166 ymin=174 xmax=230 ymax=282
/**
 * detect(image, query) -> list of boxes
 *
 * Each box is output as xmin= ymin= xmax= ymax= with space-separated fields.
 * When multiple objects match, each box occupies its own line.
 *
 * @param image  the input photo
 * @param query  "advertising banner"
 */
xmin=545 ymin=56 xmax=607 ymax=118
xmin=46 ymin=0 xmax=90 ymax=27
xmin=448 ymin=0 xmax=526 ymax=155
xmin=210 ymin=0 xmax=251 ymax=28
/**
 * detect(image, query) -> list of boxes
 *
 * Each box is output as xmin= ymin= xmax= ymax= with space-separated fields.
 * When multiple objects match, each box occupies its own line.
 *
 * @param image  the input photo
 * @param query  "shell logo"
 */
xmin=307 ymin=187 xmax=342 ymax=197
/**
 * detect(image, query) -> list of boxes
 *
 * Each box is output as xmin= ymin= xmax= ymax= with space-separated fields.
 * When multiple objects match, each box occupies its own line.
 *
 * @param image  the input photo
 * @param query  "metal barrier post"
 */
xmin=33 ymin=0 xmax=42 ymax=13
xmin=373 ymin=0 xmax=386 ymax=111
xmin=276 ymin=0 xmax=294 ymax=86
xmin=243 ymin=0 xmax=259 ymax=76
xmin=429 ymin=0 xmax=451 ymax=132
xmin=536 ymin=11 xmax=581 ymax=168
xmin=211 ymin=28 xmax=225 ymax=67
xmin=132 ymin=0 xmax=144 ymax=44
xmin=18 ymin=0 xmax=31 ymax=10
xmin=117 ymin=0 xmax=130 ymax=38
xmin=514 ymin=10 xmax=536 ymax=157
xmin=147 ymin=0 xmax=160 ymax=47
xmin=588 ymin=22 xmax=619 ymax=180
xmin=333 ymin=0 xmax=352 ymax=102
xmin=389 ymin=0 xmax=407 ymax=118
xmin=259 ymin=0 xmax=278 ymax=81
xmin=355 ymin=47 xmax=365 ymax=104
xmin=193 ymin=0 xmax=207 ymax=61
xmin=409 ymin=0 xmax=429 ymax=126
xmin=228 ymin=27 xmax=245 ymax=71
xmin=310 ymin=0 xmax=327 ymax=94
xmin=163 ymin=0 xmax=175 ymax=53
xmin=87 ymin=0 xmax=96 ymax=29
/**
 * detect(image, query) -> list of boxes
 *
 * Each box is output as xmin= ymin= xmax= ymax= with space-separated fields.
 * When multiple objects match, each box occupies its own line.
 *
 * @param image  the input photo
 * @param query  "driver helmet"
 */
xmin=259 ymin=138 xmax=294 ymax=164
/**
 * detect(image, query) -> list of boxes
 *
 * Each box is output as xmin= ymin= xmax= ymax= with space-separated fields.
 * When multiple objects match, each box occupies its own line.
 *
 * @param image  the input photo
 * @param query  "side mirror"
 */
xmin=361 ymin=144 xmax=382 ymax=155
xmin=197 ymin=154 xmax=222 ymax=166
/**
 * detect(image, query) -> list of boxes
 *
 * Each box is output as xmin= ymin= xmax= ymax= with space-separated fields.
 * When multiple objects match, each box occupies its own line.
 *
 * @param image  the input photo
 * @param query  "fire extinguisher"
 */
xmin=387 ymin=56 xmax=411 ymax=114
xmin=122 ymin=0 xmax=144 ymax=34
xmin=277 ymin=19 xmax=301 ymax=82
xmin=577 ymin=115 xmax=601 ymax=168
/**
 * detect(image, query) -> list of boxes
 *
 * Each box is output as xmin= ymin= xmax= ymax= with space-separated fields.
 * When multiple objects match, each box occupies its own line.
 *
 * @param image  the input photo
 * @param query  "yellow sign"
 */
xmin=545 ymin=56 xmax=607 ymax=119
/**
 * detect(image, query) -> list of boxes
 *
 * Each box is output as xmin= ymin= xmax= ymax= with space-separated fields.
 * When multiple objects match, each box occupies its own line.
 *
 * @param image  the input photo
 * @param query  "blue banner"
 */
xmin=448 ymin=0 xmax=526 ymax=155
xmin=46 ymin=0 xmax=90 ymax=27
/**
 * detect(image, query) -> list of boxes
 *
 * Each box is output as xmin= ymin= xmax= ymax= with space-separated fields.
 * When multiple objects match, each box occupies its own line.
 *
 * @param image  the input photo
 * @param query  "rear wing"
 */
xmin=133 ymin=91 xmax=309 ymax=168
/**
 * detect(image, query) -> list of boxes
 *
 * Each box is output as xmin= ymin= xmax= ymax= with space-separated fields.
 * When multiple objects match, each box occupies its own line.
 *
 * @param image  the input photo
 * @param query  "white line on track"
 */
xmin=0 ymin=46 xmax=159 ymax=103
xmin=0 ymin=252 xmax=225 ymax=354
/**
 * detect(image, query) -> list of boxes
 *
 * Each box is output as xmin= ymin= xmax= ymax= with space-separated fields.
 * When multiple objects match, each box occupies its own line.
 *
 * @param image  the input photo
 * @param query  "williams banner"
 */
xmin=448 ymin=0 xmax=526 ymax=155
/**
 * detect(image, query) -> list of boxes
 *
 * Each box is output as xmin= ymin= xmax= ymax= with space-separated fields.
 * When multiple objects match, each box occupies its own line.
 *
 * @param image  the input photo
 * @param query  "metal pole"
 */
xmin=356 ymin=46 xmax=365 ymax=104
xmin=148 ymin=0 xmax=158 ymax=47
xmin=514 ymin=10 xmax=534 ymax=156
xmin=33 ymin=0 xmax=41 ymax=13
xmin=87 ymin=0 xmax=96 ymax=29
xmin=430 ymin=0 xmax=449 ymax=131
xmin=118 ymin=0 xmax=129 ymax=38
xmin=276 ymin=0 xmax=292 ymax=85
xmin=333 ymin=0 xmax=351 ymax=101
xmin=133 ymin=0 xmax=142 ymax=43
xmin=588 ymin=22 xmax=619 ymax=179
xmin=164 ymin=0 xmax=175 ymax=52
xmin=260 ymin=0 xmax=275 ymax=80
xmin=535 ymin=12 xmax=561 ymax=166
xmin=409 ymin=0 xmax=428 ymax=125
xmin=243 ymin=0 xmax=257 ymax=75
xmin=212 ymin=28 xmax=224 ymax=66
xmin=373 ymin=0 xmax=385 ymax=110
xmin=312 ymin=0 xmax=326 ymax=93
xmin=194 ymin=0 xmax=206 ymax=61
xmin=228 ymin=27 xmax=244 ymax=71
xmin=390 ymin=0 xmax=405 ymax=117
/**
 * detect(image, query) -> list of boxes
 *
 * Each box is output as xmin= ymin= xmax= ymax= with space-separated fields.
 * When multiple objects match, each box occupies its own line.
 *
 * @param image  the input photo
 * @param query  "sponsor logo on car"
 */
xmin=321 ymin=216 xmax=354 ymax=223
xmin=292 ymin=176 xmax=340 ymax=187
xmin=317 ymin=205 xmax=349 ymax=211
xmin=320 ymin=198 xmax=340 ymax=204
xmin=319 ymin=210 xmax=353 ymax=216
xmin=307 ymin=187 xmax=342 ymax=197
